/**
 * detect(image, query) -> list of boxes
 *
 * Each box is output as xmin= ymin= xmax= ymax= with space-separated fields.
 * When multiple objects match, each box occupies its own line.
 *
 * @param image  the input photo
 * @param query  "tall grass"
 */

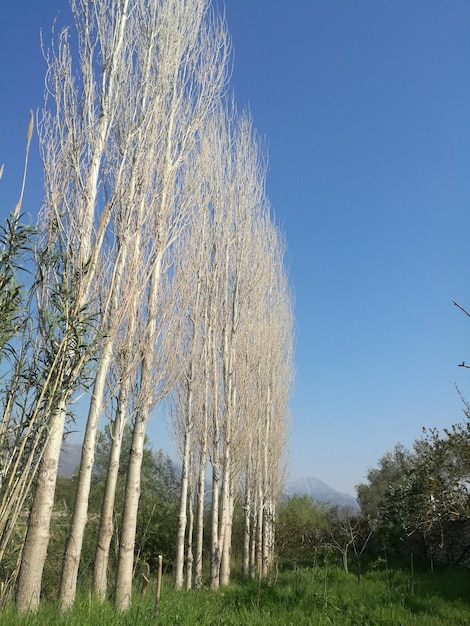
xmin=2 ymin=561 xmax=470 ymax=625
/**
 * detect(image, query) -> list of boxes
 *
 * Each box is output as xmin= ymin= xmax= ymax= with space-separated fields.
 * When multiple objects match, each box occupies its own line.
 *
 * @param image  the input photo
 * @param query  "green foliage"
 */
xmin=0 ymin=213 xmax=34 ymax=353
xmin=2 ymin=563 xmax=470 ymax=624
xmin=356 ymin=443 xmax=414 ymax=522
xmin=276 ymin=495 xmax=330 ymax=567
xmin=34 ymin=242 xmax=100 ymax=404
xmin=414 ymin=419 xmax=470 ymax=522
xmin=0 ymin=199 xmax=102 ymax=601
xmin=43 ymin=430 xmax=181 ymax=600
xmin=276 ymin=495 xmax=373 ymax=577
xmin=92 ymin=426 xmax=181 ymax=572
xmin=0 ymin=211 xmax=43 ymax=599
xmin=357 ymin=413 xmax=470 ymax=558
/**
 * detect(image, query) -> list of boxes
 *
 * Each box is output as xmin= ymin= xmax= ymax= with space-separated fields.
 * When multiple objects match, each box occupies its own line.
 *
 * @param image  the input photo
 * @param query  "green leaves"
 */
xmin=0 ymin=213 xmax=34 ymax=354
xmin=357 ymin=412 xmax=470 ymax=554
xmin=276 ymin=495 xmax=330 ymax=566
xmin=93 ymin=425 xmax=181 ymax=570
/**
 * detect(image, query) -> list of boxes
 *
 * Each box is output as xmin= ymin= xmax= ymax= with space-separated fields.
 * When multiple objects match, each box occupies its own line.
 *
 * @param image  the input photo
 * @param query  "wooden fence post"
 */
xmin=154 ymin=554 xmax=163 ymax=620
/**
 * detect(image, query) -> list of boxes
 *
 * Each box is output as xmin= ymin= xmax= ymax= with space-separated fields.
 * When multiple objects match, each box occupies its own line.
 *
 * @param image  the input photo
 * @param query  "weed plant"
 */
xmin=2 ymin=560 xmax=470 ymax=625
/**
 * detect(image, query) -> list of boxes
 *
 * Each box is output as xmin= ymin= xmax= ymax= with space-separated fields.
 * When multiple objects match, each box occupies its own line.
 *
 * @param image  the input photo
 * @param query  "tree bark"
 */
xmin=194 ymin=398 xmax=208 ymax=589
xmin=174 ymin=403 xmax=191 ymax=589
xmin=114 ymin=413 xmax=146 ymax=611
xmin=186 ymin=481 xmax=194 ymax=590
xmin=59 ymin=339 xmax=113 ymax=611
xmin=93 ymin=380 xmax=129 ymax=599
xmin=16 ymin=401 xmax=66 ymax=613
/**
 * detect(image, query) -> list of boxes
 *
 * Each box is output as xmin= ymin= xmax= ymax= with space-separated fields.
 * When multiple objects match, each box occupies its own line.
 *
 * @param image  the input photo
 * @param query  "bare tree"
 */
xmin=13 ymin=0 xmax=140 ymax=612
xmin=91 ymin=254 xmax=147 ymax=599
xmin=171 ymin=221 xmax=207 ymax=590
xmin=7 ymin=0 xmax=293 ymax=612
xmin=207 ymin=108 xmax=281 ymax=588
xmin=172 ymin=101 xmax=292 ymax=589
xmin=239 ymin=219 xmax=293 ymax=580
xmin=58 ymin=0 xmax=174 ymax=608
xmin=114 ymin=1 xmax=229 ymax=610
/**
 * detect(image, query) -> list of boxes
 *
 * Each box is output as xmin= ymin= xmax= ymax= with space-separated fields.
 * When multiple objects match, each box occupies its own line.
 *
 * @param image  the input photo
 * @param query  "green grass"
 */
xmin=2 ymin=562 xmax=470 ymax=625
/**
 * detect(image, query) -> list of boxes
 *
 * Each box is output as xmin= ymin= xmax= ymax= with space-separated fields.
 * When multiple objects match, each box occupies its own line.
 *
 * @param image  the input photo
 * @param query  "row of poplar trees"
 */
xmin=0 ymin=0 xmax=294 ymax=615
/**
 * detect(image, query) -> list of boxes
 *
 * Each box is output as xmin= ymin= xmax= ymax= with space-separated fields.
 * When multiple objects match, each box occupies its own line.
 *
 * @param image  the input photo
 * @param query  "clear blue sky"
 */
xmin=1 ymin=1 xmax=470 ymax=496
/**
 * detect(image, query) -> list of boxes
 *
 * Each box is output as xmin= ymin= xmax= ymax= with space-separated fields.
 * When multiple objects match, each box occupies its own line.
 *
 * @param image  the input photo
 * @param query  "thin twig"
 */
xmin=453 ymin=300 xmax=470 ymax=318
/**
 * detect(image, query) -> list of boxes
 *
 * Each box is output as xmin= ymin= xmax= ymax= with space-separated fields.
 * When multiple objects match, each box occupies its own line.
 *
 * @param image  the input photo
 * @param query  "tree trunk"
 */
xmin=16 ymin=400 xmax=66 ymax=613
xmin=256 ymin=483 xmax=264 ymax=578
xmin=220 ymin=487 xmax=234 ymax=586
xmin=114 ymin=413 xmax=145 ymax=611
xmin=59 ymin=339 xmax=113 ymax=611
xmin=250 ymin=495 xmax=257 ymax=579
xmin=186 ymin=483 xmax=194 ymax=590
xmin=209 ymin=316 xmax=222 ymax=589
xmin=242 ymin=472 xmax=251 ymax=577
xmin=93 ymin=380 xmax=129 ymax=599
xmin=194 ymin=405 xmax=208 ymax=590
xmin=209 ymin=464 xmax=221 ymax=590
xmin=174 ymin=407 xmax=192 ymax=589
xmin=264 ymin=500 xmax=275 ymax=573
xmin=342 ymin=549 xmax=349 ymax=574
xmin=115 ymin=254 xmax=163 ymax=612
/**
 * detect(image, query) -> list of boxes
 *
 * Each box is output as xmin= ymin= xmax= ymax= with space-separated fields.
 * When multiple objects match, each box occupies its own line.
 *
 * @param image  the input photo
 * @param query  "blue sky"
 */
xmin=1 ymin=1 xmax=470 ymax=496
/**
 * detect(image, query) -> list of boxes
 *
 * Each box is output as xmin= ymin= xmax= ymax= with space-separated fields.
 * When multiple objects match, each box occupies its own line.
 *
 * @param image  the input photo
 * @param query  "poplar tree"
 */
xmin=16 ymin=0 xmax=134 ymax=610
xmin=170 ymin=101 xmax=294 ymax=589
xmin=114 ymin=0 xmax=229 ymax=610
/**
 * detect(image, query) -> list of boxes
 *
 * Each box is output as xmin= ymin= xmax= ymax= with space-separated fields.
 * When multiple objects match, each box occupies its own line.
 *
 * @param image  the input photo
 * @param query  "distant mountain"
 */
xmin=284 ymin=476 xmax=360 ymax=512
xmin=58 ymin=441 xmax=82 ymax=478
xmin=58 ymin=446 xmax=359 ymax=514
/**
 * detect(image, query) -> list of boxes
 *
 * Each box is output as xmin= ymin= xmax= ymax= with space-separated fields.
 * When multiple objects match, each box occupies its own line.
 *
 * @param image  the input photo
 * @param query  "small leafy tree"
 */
xmin=358 ymin=415 xmax=470 ymax=562
xmin=323 ymin=508 xmax=372 ymax=578
xmin=276 ymin=495 xmax=329 ymax=568
xmin=356 ymin=444 xmax=414 ymax=522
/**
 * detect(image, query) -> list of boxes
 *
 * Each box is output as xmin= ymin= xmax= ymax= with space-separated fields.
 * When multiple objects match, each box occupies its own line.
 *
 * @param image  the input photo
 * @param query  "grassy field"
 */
xmin=2 ymin=560 xmax=470 ymax=625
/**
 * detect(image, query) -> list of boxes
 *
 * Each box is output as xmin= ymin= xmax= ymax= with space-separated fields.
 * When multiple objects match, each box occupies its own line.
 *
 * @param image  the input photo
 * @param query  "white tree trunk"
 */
xmin=16 ymin=400 xmax=67 ymax=613
xmin=114 ymin=413 xmax=146 ymax=611
xmin=115 ymin=251 xmax=163 ymax=611
xmin=59 ymin=339 xmax=113 ymax=611
xmin=250 ymin=490 xmax=258 ymax=579
xmin=186 ymin=482 xmax=194 ymax=590
xmin=209 ymin=465 xmax=221 ymax=590
xmin=93 ymin=380 xmax=129 ymax=599
xmin=174 ymin=406 xmax=192 ymax=589
xmin=242 ymin=470 xmax=252 ymax=577
xmin=209 ymin=331 xmax=222 ymax=590
xmin=220 ymin=488 xmax=234 ymax=586
xmin=194 ymin=400 xmax=208 ymax=589
xmin=256 ymin=482 xmax=264 ymax=578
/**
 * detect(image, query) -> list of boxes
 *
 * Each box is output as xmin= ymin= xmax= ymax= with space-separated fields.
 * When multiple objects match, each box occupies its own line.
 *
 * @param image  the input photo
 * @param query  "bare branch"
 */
xmin=453 ymin=300 xmax=470 ymax=318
